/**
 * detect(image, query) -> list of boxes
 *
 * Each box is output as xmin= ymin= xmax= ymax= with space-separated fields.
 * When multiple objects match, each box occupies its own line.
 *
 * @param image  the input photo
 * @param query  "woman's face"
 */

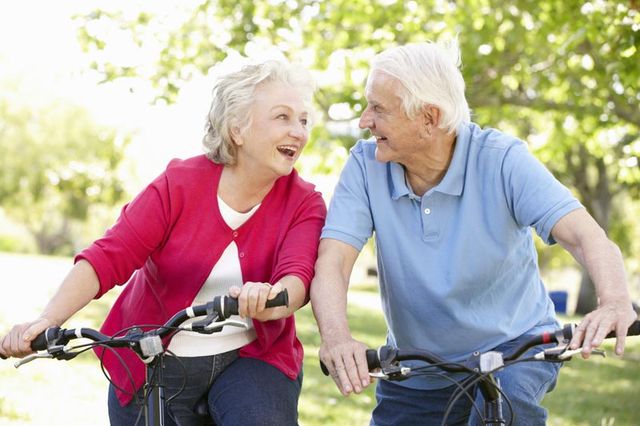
xmin=234 ymin=80 xmax=310 ymax=180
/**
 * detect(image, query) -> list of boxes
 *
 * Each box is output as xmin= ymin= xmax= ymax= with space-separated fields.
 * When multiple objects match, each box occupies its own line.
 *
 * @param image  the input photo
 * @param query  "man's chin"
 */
xmin=374 ymin=147 xmax=391 ymax=163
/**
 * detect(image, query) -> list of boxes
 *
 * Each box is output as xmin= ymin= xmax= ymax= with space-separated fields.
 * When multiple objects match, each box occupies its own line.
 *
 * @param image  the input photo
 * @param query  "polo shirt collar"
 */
xmin=389 ymin=161 xmax=410 ymax=200
xmin=434 ymin=123 xmax=471 ymax=197
xmin=389 ymin=123 xmax=472 ymax=199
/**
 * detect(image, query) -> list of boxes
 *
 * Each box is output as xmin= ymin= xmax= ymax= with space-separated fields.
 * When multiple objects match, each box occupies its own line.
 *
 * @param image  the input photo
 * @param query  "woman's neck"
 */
xmin=218 ymin=165 xmax=275 ymax=213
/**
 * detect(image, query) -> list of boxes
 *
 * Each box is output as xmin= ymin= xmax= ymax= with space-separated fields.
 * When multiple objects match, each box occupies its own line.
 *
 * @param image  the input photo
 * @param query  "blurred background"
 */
xmin=1 ymin=0 xmax=638 ymax=424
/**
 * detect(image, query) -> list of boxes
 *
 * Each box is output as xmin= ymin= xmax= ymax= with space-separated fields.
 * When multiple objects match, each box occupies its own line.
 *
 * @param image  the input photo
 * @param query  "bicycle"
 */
xmin=321 ymin=319 xmax=640 ymax=425
xmin=1 ymin=289 xmax=289 ymax=426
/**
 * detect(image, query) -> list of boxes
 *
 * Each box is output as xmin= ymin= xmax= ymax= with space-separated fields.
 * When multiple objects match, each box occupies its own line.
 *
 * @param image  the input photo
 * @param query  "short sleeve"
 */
xmin=502 ymin=142 xmax=583 ymax=244
xmin=322 ymin=142 xmax=374 ymax=251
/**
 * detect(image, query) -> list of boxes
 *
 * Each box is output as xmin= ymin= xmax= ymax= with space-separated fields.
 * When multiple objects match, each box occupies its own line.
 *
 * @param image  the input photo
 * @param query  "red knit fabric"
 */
xmin=76 ymin=155 xmax=326 ymax=405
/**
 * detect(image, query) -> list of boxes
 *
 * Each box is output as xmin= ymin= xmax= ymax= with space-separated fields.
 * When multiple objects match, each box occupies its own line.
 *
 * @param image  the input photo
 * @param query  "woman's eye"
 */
xmin=277 ymin=114 xmax=289 ymax=120
xmin=300 ymin=118 xmax=308 ymax=126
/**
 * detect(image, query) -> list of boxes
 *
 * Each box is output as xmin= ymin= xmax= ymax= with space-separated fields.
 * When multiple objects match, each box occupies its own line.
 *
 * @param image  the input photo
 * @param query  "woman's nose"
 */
xmin=289 ymin=122 xmax=308 ymax=141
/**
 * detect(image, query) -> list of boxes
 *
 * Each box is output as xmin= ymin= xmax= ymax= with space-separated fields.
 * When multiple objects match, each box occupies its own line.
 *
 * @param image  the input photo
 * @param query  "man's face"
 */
xmin=359 ymin=70 xmax=425 ymax=165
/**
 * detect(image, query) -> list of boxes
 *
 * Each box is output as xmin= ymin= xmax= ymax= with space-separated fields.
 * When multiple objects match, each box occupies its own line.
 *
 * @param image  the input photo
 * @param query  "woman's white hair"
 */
xmin=371 ymin=39 xmax=471 ymax=133
xmin=203 ymin=59 xmax=315 ymax=165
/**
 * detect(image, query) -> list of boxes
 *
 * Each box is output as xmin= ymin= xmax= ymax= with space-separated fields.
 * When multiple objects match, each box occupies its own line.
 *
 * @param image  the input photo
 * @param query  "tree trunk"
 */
xmin=32 ymin=217 xmax=72 ymax=255
xmin=573 ymin=156 xmax=611 ymax=315
xmin=575 ymin=268 xmax=598 ymax=314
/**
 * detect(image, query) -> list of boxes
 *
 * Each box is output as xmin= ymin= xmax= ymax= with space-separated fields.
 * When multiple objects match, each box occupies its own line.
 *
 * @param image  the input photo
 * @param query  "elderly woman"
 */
xmin=0 ymin=59 xmax=326 ymax=425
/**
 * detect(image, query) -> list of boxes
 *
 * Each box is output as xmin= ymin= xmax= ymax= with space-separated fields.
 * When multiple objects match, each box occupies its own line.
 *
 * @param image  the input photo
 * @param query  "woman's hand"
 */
xmin=0 ymin=317 xmax=56 ymax=359
xmin=229 ymin=281 xmax=287 ymax=322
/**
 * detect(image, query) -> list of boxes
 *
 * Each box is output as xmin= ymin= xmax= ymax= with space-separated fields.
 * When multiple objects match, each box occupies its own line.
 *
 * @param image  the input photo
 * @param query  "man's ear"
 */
xmin=421 ymin=104 xmax=441 ymax=133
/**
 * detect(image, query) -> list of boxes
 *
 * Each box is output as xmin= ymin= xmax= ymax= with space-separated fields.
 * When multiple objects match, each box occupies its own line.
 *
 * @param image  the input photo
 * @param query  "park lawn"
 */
xmin=543 ymin=336 xmax=640 ymax=426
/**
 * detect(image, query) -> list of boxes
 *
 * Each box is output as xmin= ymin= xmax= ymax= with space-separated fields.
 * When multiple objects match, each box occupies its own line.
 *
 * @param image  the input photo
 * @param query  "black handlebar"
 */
xmin=218 ymin=289 xmax=289 ymax=318
xmin=319 ymin=319 xmax=640 ymax=376
xmin=605 ymin=320 xmax=640 ymax=339
xmin=0 ymin=290 xmax=289 ymax=358
xmin=319 ymin=348 xmax=380 ymax=376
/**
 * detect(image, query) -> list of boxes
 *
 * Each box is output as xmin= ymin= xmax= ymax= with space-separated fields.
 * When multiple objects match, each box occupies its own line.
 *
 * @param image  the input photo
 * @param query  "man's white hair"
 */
xmin=371 ymin=38 xmax=471 ymax=133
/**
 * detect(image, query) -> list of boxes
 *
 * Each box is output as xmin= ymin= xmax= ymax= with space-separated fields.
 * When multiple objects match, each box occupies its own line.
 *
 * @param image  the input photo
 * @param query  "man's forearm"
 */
xmin=310 ymin=239 xmax=360 ymax=342
xmin=311 ymin=270 xmax=351 ymax=342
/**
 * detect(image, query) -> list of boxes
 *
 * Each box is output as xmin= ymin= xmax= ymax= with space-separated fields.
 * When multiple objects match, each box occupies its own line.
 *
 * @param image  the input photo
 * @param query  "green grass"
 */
xmin=1 ymin=254 xmax=638 ymax=425
xmin=543 ymin=339 xmax=640 ymax=426
xmin=297 ymin=302 xmax=388 ymax=426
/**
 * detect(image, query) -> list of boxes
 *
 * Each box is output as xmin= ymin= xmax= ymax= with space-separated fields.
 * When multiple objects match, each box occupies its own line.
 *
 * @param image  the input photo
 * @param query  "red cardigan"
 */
xmin=76 ymin=155 xmax=326 ymax=405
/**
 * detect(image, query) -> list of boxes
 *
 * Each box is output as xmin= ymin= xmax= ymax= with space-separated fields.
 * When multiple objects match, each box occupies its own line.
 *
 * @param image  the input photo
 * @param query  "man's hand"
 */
xmin=569 ymin=300 xmax=637 ymax=358
xmin=319 ymin=337 xmax=372 ymax=396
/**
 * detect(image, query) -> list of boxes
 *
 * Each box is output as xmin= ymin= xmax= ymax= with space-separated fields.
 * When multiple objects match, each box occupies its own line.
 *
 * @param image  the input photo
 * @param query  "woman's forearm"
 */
xmin=39 ymin=259 xmax=101 ymax=326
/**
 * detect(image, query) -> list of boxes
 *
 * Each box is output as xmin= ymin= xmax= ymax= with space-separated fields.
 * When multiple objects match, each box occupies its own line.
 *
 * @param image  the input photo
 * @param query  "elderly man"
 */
xmin=310 ymin=39 xmax=636 ymax=425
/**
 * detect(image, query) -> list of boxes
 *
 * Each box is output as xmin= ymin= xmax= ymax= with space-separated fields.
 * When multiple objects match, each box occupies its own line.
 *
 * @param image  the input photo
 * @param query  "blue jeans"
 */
xmin=108 ymin=352 xmax=302 ymax=426
xmin=371 ymin=336 xmax=561 ymax=426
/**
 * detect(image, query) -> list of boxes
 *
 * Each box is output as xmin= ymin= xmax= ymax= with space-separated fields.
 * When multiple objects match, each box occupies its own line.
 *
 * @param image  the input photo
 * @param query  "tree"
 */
xmin=0 ymin=97 xmax=129 ymax=255
xmin=75 ymin=0 xmax=640 ymax=312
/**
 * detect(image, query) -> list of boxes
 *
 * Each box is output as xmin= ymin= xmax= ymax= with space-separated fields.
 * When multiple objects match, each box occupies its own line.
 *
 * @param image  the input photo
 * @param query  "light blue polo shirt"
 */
xmin=322 ymin=122 xmax=583 ymax=389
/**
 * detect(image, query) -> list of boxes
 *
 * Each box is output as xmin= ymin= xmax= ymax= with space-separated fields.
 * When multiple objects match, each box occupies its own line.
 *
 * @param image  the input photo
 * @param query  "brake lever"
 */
xmin=187 ymin=316 xmax=250 ymax=334
xmin=534 ymin=344 xmax=606 ymax=361
xmin=205 ymin=318 xmax=250 ymax=332
xmin=14 ymin=352 xmax=53 ymax=368
xmin=556 ymin=348 xmax=606 ymax=360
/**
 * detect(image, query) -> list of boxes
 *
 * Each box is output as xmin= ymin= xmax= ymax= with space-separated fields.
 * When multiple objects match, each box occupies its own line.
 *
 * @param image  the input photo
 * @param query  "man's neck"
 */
xmin=404 ymin=132 xmax=456 ymax=196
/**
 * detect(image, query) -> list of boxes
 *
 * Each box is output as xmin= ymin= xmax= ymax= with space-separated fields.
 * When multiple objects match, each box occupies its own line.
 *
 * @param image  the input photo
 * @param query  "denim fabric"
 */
xmin=108 ymin=353 xmax=302 ymax=425
xmin=372 ymin=380 xmax=473 ymax=425
xmin=108 ymin=350 xmax=238 ymax=426
xmin=370 ymin=336 xmax=561 ymax=425
xmin=208 ymin=357 xmax=303 ymax=426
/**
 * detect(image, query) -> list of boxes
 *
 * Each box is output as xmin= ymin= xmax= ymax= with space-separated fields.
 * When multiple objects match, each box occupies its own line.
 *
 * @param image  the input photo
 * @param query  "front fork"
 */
xmin=144 ymin=358 xmax=167 ymax=426
xmin=480 ymin=376 xmax=506 ymax=425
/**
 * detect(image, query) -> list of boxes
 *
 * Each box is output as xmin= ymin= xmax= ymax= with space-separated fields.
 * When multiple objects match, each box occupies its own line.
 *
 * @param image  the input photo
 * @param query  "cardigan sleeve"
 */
xmin=75 ymin=171 xmax=173 ymax=298
xmin=270 ymin=190 xmax=326 ymax=296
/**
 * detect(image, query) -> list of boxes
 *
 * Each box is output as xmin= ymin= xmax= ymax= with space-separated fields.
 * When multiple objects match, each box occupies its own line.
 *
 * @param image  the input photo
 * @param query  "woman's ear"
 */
xmin=230 ymin=126 xmax=243 ymax=146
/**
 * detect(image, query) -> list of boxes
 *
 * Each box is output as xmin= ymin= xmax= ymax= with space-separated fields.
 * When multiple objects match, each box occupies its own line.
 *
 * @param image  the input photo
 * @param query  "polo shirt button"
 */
xmin=424 ymin=208 xmax=431 ymax=215
xmin=239 ymin=252 xmax=245 ymax=258
xmin=232 ymin=231 xmax=238 ymax=237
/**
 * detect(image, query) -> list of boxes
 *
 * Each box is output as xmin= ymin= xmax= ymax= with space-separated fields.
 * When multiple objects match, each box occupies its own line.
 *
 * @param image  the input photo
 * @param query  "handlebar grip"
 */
xmin=221 ymin=289 xmax=289 ymax=318
xmin=319 ymin=348 xmax=381 ymax=376
xmin=265 ymin=289 xmax=289 ymax=309
xmin=31 ymin=326 xmax=61 ymax=351
xmin=1 ymin=327 xmax=63 ymax=359
xmin=605 ymin=320 xmax=640 ymax=339
xmin=320 ymin=359 xmax=330 ymax=375
xmin=366 ymin=348 xmax=380 ymax=370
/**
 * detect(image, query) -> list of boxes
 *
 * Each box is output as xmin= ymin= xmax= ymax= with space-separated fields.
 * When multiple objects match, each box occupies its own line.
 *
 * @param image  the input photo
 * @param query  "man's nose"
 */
xmin=359 ymin=108 xmax=372 ymax=129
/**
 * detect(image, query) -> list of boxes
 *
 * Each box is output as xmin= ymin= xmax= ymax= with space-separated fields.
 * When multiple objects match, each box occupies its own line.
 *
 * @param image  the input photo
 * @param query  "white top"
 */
xmin=167 ymin=197 xmax=261 ymax=357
